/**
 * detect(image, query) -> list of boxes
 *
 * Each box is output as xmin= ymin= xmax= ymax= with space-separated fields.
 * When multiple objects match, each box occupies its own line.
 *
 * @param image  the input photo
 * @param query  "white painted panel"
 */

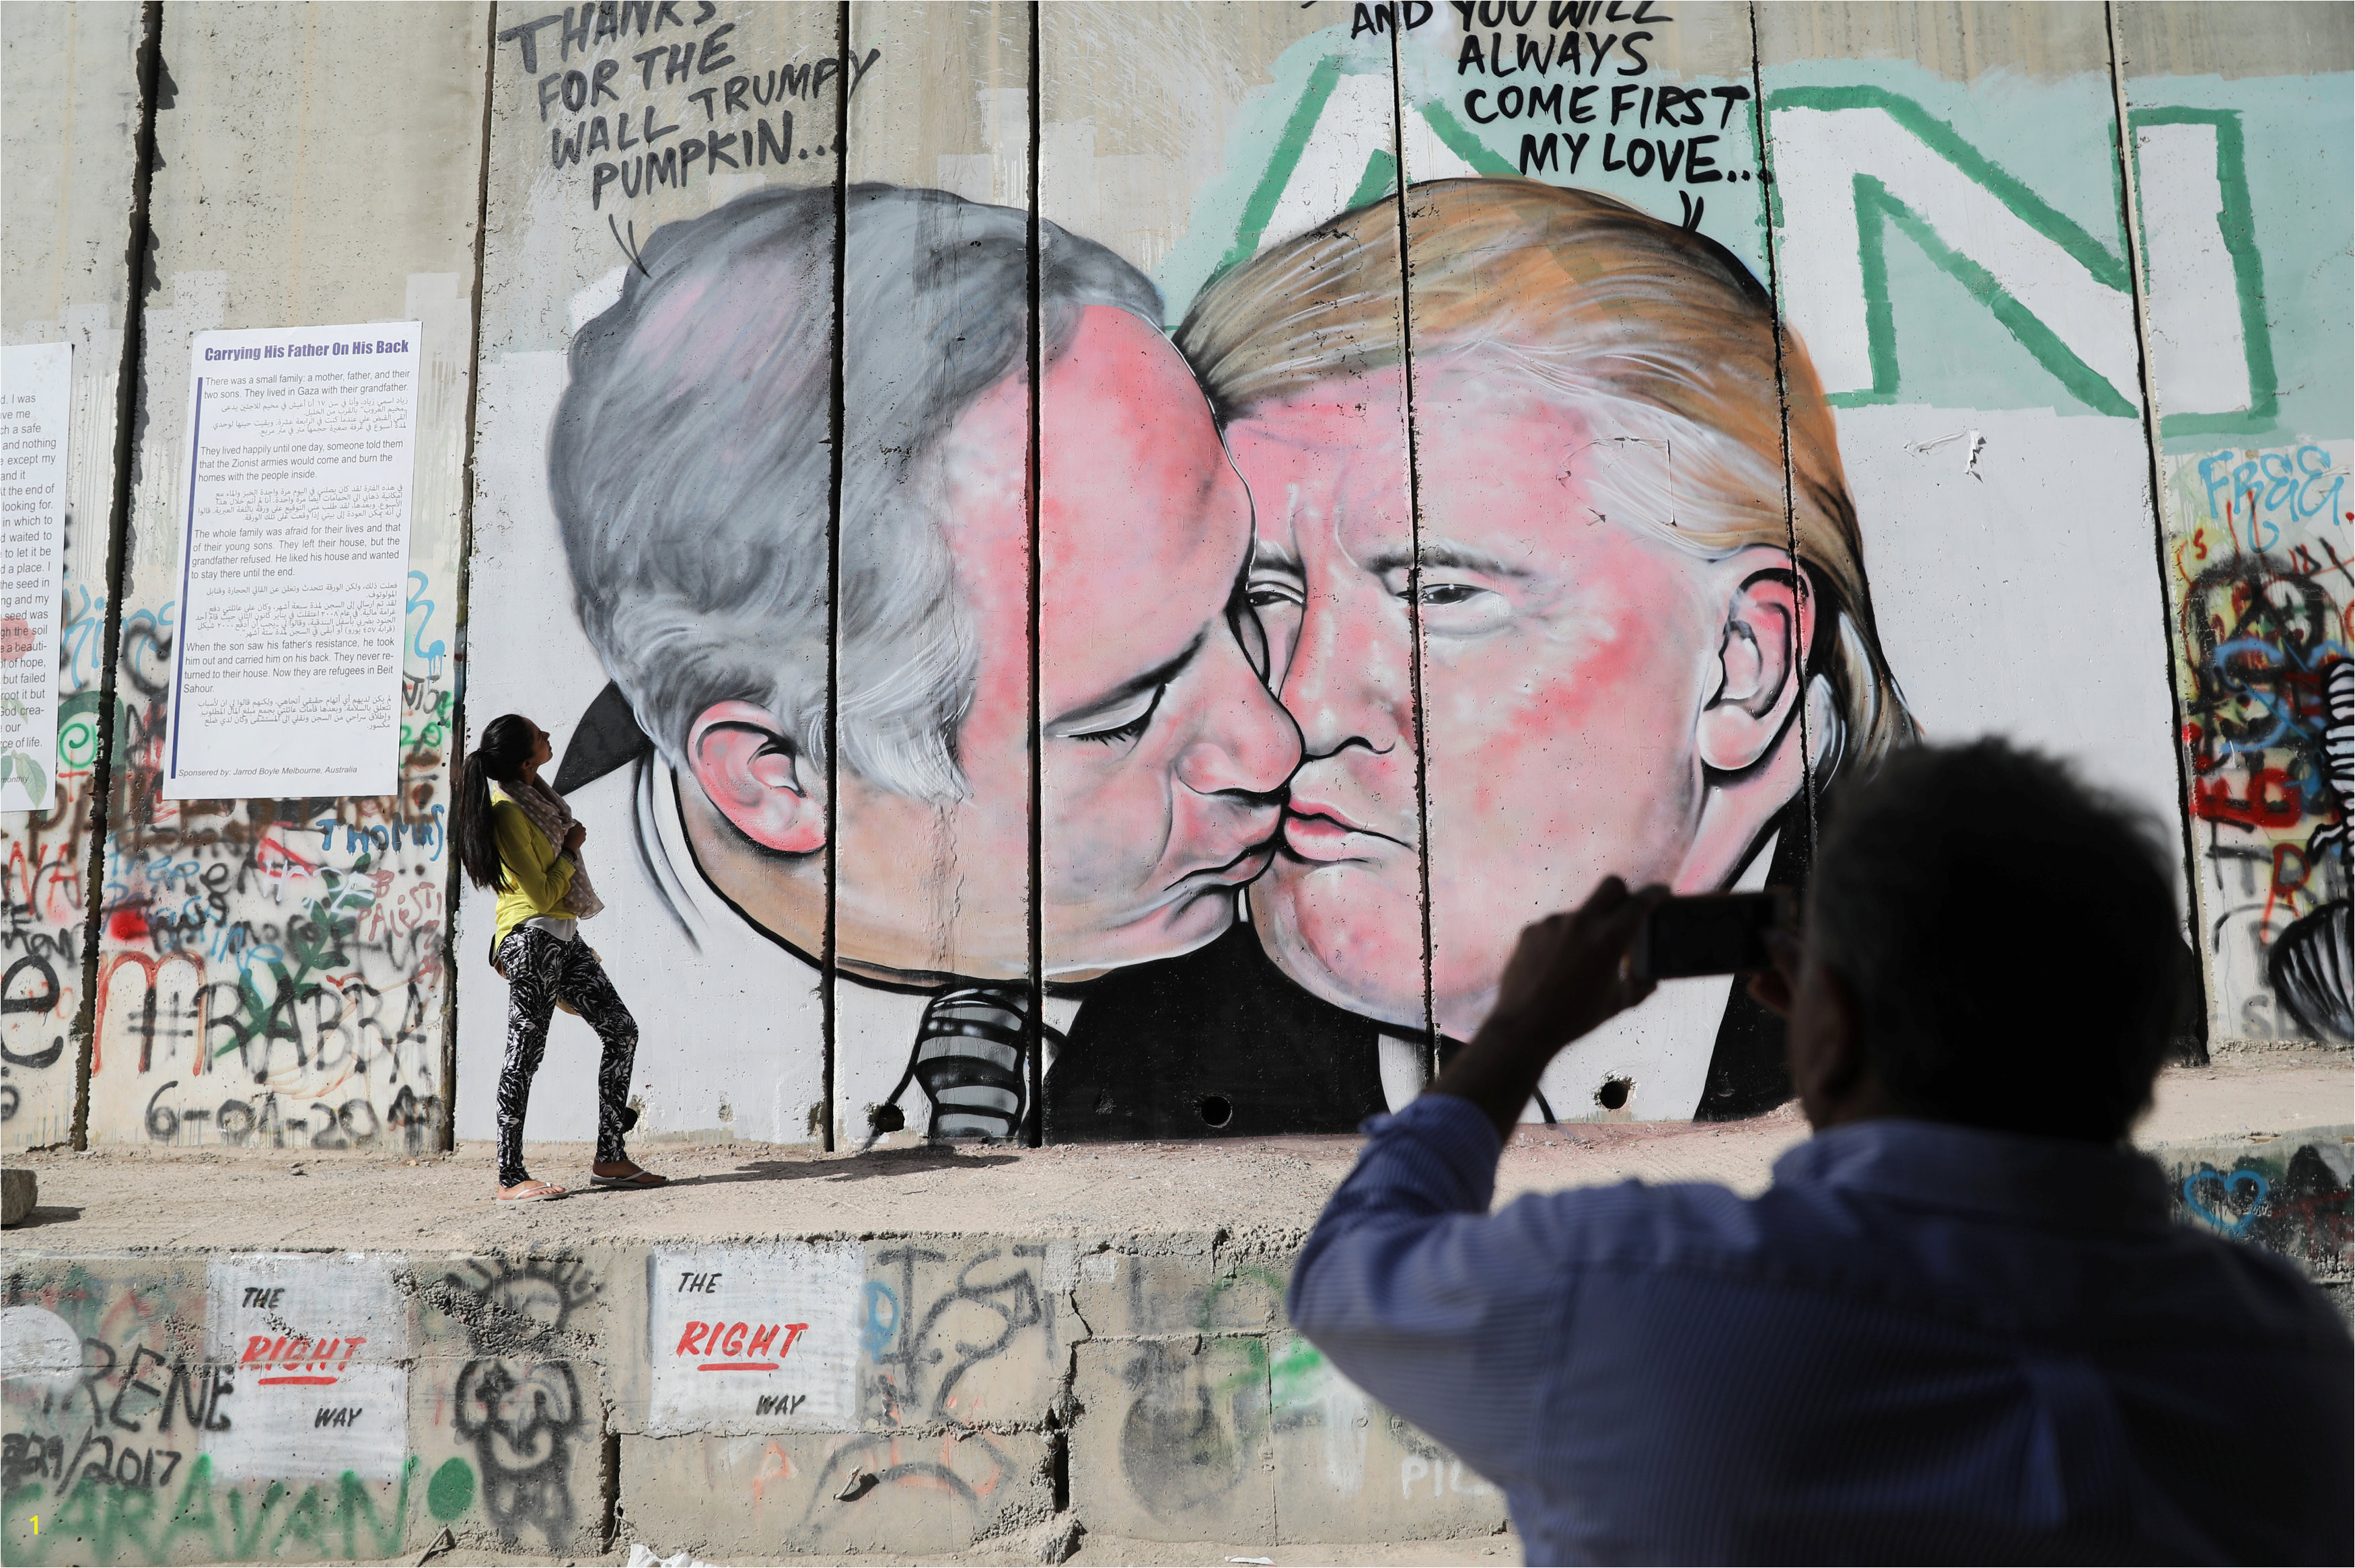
xmin=0 ymin=341 xmax=71 ymax=811
xmin=2136 ymin=119 xmax=2253 ymax=417
xmin=457 ymin=348 xmax=828 ymax=1148
xmin=1772 ymin=105 xmax=2142 ymax=409
xmin=203 ymin=1253 xmax=409 ymax=1483
xmin=647 ymin=1242 xmax=865 ymax=1435
xmin=1836 ymin=405 xmax=2184 ymax=879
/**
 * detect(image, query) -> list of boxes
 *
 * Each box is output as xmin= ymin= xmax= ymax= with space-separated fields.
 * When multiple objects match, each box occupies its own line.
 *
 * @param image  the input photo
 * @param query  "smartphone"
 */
xmin=1629 ymin=890 xmax=1794 ymax=981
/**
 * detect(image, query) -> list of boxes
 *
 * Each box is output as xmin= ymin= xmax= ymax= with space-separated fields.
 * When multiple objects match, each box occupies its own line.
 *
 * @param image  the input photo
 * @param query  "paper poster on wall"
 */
xmin=0 ymin=341 xmax=72 ymax=813
xmin=164 ymin=323 xmax=420 ymax=800
xmin=647 ymin=1242 xmax=864 ymax=1435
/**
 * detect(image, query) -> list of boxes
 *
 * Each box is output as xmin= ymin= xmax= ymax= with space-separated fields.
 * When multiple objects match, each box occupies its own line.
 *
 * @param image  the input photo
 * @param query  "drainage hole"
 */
xmin=1596 ymin=1078 xmax=1632 ymax=1111
xmin=1197 ymin=1094 xmax=1234 ymax=1129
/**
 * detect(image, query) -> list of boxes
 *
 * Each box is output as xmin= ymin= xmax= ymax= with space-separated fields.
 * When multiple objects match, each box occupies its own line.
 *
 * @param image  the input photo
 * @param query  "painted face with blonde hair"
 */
xmin=1179 ymin=180 xmax=1911 ymax=1039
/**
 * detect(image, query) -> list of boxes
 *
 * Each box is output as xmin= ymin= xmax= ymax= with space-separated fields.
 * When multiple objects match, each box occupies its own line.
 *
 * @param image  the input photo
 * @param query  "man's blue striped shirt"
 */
xmin=1289 ymin=1095 xmax=2351 ymax=1565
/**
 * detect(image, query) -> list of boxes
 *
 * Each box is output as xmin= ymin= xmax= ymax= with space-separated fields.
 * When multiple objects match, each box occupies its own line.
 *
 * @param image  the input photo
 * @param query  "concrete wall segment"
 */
xmin=1753 ymin=5 xmax=2191 ymax=1067
xmin=2117 ymin=3 xmax=2354 ymax=1051
xmin=833 ymin=0 xmax=1040 ymax=1150
xmin=4 ymin=1089 xmax=2347 ymax=1559
xmin=2 ymin=1 xmax=153 ymax=1154
xmin=0 ymin=0 xmax=2346 ymax=1215
xmin=460 ymin=0 xmax=843 ymax=1154
xmin=85 ymin=1 xmax=491 ymax=1152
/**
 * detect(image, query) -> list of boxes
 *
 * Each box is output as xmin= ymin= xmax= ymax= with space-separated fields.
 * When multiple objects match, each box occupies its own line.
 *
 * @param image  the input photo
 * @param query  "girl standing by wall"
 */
xmin=457 ymin=713 xmax=665 ymax=1200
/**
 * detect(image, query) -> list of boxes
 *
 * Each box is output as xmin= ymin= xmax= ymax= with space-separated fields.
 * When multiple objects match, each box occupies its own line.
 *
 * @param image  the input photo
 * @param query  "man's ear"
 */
xmin=1696 ymin=550 xmax=1817 ymax=773
xmin=686 ymin=701 xmax=827 ymax=855
xmin=1787 ymin=958 xmax=1871 ymax=1131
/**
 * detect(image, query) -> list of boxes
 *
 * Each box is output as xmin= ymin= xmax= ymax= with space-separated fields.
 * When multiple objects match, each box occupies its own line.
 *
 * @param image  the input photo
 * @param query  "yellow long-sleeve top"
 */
xmin=488 ymin=785 xmax=579 ymax=953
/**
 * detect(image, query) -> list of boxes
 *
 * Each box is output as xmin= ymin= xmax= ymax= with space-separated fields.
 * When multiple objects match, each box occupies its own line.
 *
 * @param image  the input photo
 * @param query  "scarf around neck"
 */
xmin=498 ymin=774 xmax=604 ymax=920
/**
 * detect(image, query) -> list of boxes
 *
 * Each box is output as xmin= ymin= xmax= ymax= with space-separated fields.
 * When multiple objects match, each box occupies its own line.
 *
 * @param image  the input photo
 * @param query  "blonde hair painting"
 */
xmin=1177 ymin=177 xmax=1916 ymax=778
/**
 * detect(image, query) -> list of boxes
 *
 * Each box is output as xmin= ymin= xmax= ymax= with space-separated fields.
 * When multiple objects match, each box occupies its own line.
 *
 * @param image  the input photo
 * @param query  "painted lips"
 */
xmin=1175 ymin=839 xmax=1279 ymax=891
xmin=1281 ymin=796 xmax=1405 ymax=862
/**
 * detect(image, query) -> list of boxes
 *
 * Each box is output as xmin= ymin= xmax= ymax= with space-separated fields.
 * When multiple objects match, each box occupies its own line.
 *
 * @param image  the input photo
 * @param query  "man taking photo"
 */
xmin=1289 ymin=739 xmax=2350 ymax=1563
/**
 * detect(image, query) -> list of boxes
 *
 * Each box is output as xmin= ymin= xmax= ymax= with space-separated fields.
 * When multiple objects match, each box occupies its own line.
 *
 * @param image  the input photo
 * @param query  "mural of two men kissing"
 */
xmin=544 ymin=176 xmax=1912 ymax=1144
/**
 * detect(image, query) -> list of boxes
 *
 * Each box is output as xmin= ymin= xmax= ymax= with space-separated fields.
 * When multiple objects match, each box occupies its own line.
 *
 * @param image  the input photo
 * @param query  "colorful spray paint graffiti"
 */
xmin=79 ymin=589 xmax=455 ymax=1150
xmin=0 ymin=1249 xmax=615 ymax=1565
xmin=0 ymin=1261 xmax=416 ymax=1567
xmin=2167 ymin=444 xmax=2351 ymax=1045
xmin=1 ymin=596 xmax=109 ymax=1154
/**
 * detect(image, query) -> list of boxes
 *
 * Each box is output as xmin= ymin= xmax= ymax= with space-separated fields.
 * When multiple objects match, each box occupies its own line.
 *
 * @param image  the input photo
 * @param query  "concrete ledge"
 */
xmin=2 ymin=1057 xmax=2344 ymax=1565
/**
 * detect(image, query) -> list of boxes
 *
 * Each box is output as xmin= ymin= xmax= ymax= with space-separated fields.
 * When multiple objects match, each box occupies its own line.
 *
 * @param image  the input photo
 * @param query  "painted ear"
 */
xmin=1696 ymin=557 xmax=1817 ymax=774
xmin=686 ymin=701 xmax=827 ymax=855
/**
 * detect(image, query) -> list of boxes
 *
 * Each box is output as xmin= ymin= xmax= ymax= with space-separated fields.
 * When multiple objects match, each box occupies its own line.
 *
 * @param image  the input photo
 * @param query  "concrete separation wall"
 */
xmin=0 ymin=0 xmax=151 ymax=1152
xmin=3 ymin=1 xmax=2348 ymax=1163
xmin=3 ymin=1231 xmax=1506 ymax=1564
xmin=3 ymin=1113 xmax=2346 ymax=1565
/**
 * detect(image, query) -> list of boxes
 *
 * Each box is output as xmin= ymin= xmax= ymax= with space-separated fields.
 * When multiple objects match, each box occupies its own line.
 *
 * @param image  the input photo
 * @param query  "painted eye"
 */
xmin=1403 ymin=576 xmax=1513 ymax=635
xmin=1066 ymin=685 xmax=1164 ymax=748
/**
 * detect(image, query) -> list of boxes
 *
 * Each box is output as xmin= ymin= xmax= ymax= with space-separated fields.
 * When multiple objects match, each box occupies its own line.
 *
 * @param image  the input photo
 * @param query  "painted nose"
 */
xmin=1282 ymin=578 xmax=1408 ymax=759
xmin=1177 ymin=630 xmax=1303 ymax=800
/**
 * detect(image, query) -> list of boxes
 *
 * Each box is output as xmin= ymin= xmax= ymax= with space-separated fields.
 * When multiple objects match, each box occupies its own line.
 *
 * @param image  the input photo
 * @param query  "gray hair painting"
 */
xmin=554 ymin=183 xmax=1159 ymax=802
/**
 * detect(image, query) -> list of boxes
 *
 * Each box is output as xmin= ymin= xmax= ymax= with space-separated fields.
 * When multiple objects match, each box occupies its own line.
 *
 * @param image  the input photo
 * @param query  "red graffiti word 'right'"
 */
xmin=241 ymin=1332 xmax=367 ymax=1385
xmin=674 ymin=1319 xmax=809 ymax=1371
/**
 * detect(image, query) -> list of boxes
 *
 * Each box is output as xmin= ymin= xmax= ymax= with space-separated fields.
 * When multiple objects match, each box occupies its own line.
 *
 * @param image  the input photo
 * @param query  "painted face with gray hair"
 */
xmin=554 ymin=184 xmax=1300 ymax=982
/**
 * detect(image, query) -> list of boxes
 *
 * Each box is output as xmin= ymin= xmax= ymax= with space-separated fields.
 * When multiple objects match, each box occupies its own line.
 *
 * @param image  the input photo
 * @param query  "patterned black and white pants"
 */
xmin=494 ymin=925 xmax=638 ymax=1187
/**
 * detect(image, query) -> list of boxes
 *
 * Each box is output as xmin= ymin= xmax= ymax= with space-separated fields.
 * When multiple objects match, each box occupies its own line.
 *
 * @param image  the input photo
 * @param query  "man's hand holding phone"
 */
xmin=1483 ymin=877 xmax=1671 ymax=1053
xmin=1430 ymin=877 xmax=1670 ymax=1140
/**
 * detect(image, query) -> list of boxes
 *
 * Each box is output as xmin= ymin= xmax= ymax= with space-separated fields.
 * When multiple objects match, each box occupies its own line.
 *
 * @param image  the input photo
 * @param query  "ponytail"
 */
xmin=456 ymin=714 xmax=539 ymax=893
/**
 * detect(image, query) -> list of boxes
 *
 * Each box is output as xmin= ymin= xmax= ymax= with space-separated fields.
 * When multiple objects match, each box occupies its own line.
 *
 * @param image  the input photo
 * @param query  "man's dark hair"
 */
xmin=1809 ymin=739 xmax=2185 ymax=1142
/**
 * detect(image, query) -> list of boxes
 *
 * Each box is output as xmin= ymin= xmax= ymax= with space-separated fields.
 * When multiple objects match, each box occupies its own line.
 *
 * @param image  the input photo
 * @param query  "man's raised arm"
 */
xmin=1284 ymin=880 xmax=1666 ymax=1491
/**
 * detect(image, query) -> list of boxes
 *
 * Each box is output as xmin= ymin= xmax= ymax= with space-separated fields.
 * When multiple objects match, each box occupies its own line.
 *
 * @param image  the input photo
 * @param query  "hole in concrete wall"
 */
xmin=1196 ymin=1094 xmax=1233 ymax=1129
xmin=1596 ymin=1078 xmax=1632 ymax=1111
xmin=868 ymin=1103 xmax=906 ymax=1135
xmin=600 ymin=1429 xmax=621 ymax=1549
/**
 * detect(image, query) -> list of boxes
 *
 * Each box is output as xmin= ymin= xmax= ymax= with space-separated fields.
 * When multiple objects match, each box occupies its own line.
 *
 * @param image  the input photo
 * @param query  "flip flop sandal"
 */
xmin=591 ymin=1168 xmax=668 ymax=1189
xmin=497 ymin=1180 xmax=567 ymax=1202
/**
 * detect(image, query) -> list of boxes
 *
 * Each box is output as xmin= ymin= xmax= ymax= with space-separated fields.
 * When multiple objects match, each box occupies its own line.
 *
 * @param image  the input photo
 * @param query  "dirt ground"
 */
xmin=318 ymin=1528 xmax=1527 ymax=1568
xmin=7 ymin=1049 xmax=2344 ymax=1253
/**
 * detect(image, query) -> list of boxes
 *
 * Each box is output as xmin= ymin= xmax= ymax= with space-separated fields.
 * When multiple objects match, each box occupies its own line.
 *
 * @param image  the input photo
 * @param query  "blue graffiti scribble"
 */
xmin=406 ymin=571 xmax=446 ymax=671
xmin=861 ymin=1280 xmax=900 ymax=1359
xmin=2198 ymin=445 xmax=2346 ymax=531
xmin=2181 ymin=1166 xmax=2270 ymax=1237
xmin=62 ymin=583 xmax=108 ymax=686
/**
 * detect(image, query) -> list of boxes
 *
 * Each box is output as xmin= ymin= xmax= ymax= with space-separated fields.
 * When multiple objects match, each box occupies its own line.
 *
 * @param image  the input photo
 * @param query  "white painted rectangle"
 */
xmin=0 ymin=342 xmax=72 ymax=811
xmin=647 ymin=1242 xmax=864 ymax=1435
xmin=2137 ymin=120 xmax=2252 ymax=417
xmin=203 ymin=1252 xmax=410 ymax=1483
xmin=165 ymin=323 xmax=421 ymax=799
